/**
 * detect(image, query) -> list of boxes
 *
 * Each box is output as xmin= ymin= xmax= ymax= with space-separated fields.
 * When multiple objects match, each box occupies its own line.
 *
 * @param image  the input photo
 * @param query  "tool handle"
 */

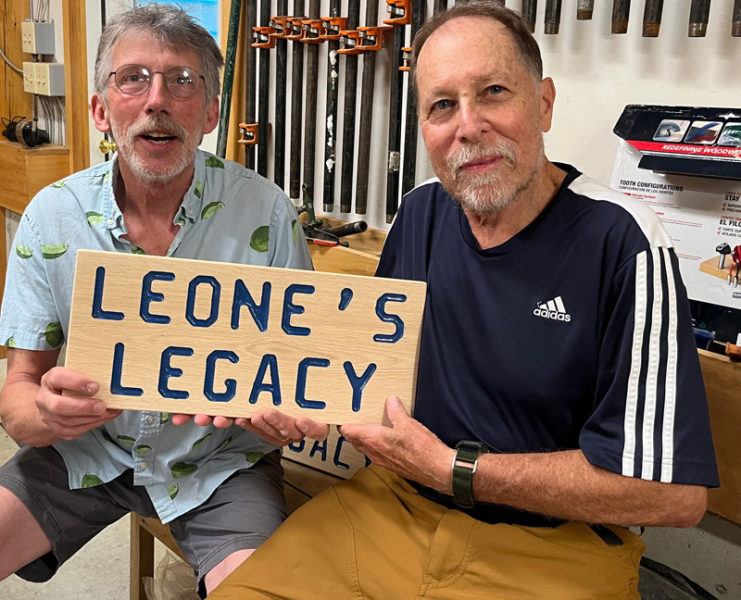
xmin=689 ymin=0 xmax=711 ymax=37
xmin=544 ymin=0 xmax=562 ymax=34
xmin=576 ymin=0 xmax=593 ymax=20
xmin=611 ymin=0 xmax=631 ymax=34
xmin=642 ymin=0 xmax=663 ymax=37
xmin=324 ymin=221 xmax=369 ymax=237
xmin=522 ymin=0 xmax=537 ymax=32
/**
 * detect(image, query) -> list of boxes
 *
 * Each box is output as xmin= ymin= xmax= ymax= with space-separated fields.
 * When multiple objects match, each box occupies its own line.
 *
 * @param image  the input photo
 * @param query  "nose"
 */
xmin=144 ymin=72 xmax=170 ymax=113
xmin=456 ymin=101 xmax=489 ymax=143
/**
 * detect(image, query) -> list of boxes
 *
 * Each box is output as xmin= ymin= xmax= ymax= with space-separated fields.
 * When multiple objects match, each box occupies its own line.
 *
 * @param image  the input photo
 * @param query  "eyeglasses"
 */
xmin=108 ymin=64 xmax=206 ymax=99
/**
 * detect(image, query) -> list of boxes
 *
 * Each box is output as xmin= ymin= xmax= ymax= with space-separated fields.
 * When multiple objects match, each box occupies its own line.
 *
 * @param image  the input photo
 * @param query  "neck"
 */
xmin=115 ymin=158 xmax=194 ymax=220
xmin=463 ymin=161 xmax=567 ymax=250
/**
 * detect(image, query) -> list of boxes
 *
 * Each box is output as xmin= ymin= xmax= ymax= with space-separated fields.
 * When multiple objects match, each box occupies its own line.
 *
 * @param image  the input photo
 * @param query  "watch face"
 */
xmin=456 ymin=441 xmax=487 ymax=453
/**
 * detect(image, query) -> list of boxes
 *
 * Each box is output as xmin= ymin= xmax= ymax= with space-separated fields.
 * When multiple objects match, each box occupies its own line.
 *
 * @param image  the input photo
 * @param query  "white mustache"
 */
xmin=447 ymin=141 xmax=516 ymax=174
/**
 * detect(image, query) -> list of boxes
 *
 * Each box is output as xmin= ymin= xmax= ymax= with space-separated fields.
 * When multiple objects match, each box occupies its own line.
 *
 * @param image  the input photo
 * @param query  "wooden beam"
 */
xmin=221 ymin=0 xmax=247 ymax=163
xmin=62 ymin=0 xmax=90 ymax=172
xmin=0 ymin=0 xmax=31 ymax=122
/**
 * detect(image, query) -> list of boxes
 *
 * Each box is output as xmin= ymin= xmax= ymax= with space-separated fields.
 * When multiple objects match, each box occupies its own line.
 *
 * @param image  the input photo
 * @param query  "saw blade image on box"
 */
xmin=684 ymin=121 xmax=723 ymax=144
xmin=718 ymin=123 xmax=741 ymax=148
xmin=653 ymin=119 xmax=690 ymax=142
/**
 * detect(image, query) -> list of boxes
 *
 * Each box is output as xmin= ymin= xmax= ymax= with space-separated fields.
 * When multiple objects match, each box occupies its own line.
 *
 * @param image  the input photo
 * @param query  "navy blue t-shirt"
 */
xmin=377 ymin=165 xmax=719 ymax=498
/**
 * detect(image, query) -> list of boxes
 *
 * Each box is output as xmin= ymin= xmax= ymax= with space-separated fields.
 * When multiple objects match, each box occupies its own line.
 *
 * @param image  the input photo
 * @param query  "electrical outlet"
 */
xmin=22 ymin=62 xmax=36 ymax=93
xmin=21 ymin=21 xmax=55 ymax=55
xmin=35 ymin=63 xmax=65 ymax=96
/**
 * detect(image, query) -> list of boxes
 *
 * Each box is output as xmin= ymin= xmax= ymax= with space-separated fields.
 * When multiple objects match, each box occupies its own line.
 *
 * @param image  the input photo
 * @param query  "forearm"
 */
xmin=469 ymin=449 xmax=706 ymax=527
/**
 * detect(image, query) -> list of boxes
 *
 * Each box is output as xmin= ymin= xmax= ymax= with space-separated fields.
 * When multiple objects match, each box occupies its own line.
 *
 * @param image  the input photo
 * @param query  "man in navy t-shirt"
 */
xmin=212 ymin=3 xmax=719 ymax=598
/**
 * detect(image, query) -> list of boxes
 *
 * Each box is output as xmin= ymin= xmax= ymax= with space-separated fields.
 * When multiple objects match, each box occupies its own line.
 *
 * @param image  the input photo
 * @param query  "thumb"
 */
xmin=385 ymin=396 xmax=409 ymax=425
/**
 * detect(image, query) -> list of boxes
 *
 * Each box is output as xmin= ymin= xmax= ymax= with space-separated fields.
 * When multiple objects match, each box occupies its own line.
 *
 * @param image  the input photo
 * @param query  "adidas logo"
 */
xmin=533 ymin=296 xmax=572 ymax=323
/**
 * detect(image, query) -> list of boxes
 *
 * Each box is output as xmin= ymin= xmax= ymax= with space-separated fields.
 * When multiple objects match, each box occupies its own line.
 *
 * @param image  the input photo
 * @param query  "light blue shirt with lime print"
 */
xmin=0 ymin=149 xmax=312 ymax=523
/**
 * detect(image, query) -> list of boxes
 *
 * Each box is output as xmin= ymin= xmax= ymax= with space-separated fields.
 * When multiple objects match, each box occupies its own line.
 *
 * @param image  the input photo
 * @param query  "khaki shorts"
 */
xmin=211 ymin=465 xmax=644 ymax=600
xmin=0 ymin=445 xmax=285 ymax=597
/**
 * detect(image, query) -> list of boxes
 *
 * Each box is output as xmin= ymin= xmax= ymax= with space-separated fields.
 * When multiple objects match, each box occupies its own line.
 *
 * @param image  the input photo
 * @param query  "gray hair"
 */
xmin=94 ymin=4 xmax=224 ymax=102
xmin=411 ymin=1 xmax=543 ymax=89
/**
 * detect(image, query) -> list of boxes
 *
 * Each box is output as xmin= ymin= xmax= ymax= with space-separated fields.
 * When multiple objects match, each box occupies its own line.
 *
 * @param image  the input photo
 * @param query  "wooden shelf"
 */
xmin=0 ymin=140 xmax=69 ymax=214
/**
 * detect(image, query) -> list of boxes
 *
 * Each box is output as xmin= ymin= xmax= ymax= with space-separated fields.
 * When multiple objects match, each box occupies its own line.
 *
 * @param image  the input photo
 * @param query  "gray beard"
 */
xmin=109 ymin=116 xmax=196 ymax=183
xmin=445 ymin=140 xmax=544 ymax=216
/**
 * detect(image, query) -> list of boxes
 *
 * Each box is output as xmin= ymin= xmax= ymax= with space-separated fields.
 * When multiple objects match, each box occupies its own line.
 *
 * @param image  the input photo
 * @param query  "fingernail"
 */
xmin=93 ymin=402 xmax=106 ymax=414
xmin=86 ymin=383 xmax=98 ymax=395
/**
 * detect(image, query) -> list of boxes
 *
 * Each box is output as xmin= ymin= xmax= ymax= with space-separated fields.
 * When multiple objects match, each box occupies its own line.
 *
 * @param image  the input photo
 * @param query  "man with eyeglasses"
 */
xmin=0 ymin=5 xmax=321 ymax=596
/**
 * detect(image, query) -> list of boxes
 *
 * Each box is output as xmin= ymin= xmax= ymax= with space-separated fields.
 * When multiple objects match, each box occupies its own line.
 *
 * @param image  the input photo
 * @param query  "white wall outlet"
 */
xmin=35 ymin=63 xmax=65 ymax=96
xmin=22 ymin=62 xmax=37 ymax=93
xmin=21 ymin=21 xmax=55 ymax=55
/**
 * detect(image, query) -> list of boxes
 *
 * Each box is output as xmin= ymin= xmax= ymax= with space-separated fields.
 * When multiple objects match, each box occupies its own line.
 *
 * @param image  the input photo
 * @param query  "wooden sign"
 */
xmin=66 ymin=250 xmax=426 ymax=424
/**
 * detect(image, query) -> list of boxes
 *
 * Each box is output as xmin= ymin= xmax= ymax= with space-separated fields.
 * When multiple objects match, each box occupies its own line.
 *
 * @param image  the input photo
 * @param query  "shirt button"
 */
xmin=139 ymin=463 xmax=148 ymax=471
xmin=146 ymin=416 xmax=156 ymax=425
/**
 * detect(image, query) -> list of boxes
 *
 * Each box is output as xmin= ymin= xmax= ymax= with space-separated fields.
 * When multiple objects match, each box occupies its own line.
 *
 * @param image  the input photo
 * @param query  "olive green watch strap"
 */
xmin=452 ymin=441 xmax=488 ymax=509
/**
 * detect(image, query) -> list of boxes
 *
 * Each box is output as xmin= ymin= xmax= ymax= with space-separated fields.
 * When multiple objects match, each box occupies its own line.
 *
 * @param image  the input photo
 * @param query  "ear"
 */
xmin=90 ymin=93 xmax=112 ymax=133
xmin=539 ymin=77 xmax=556 ymax=133
xmin=202 ymin=95 xmax=220 ymax=135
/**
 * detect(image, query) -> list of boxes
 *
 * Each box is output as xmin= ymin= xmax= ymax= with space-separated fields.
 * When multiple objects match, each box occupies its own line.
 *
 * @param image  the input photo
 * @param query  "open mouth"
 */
xmin=140 ymin=132 xmax=178 ymax=144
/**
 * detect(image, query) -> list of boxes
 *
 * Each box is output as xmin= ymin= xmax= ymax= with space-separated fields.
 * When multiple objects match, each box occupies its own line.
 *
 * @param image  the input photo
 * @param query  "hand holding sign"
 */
xmin=37 ymin=365 xmax=122 ymax=442
xmin=339 ymin=396 xmax=455 ymax=493
xmin=169 ymin=409 xmax=330 ymax=447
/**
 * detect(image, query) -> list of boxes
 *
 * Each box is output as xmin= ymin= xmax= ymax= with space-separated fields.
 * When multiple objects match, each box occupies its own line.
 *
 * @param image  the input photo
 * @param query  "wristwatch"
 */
xmin=452 ymin=440 xmax=488 ymax=509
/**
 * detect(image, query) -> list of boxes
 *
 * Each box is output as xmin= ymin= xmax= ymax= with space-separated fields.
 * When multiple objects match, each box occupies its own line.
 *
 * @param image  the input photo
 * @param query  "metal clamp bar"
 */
xmin=237 ymin=123 xmax=259 ymax=145
xmin=252 ymin=26 xmax=277 ymax=48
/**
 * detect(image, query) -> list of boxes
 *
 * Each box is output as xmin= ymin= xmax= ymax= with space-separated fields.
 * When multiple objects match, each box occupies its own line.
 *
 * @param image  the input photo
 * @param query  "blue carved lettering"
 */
xmin=92 ymin=267 xmax=124 ymax=320
xmin=373 ymin=293 xmax=407 ymax=343
xmin=110 ymin=343 xmax=143 ymax=396
xmin=343 ymin=361 xmax=377 ymax=412
xmin=159 ymin=346 xmax=193 ymax=399
xmin=295 ymin=357 xmax=328 ymax=409
xmin=309 ymin=438 xmax=328 ymax=461
xmin=186 ymin=275 xmax=220 ymax=327
xmin=288 ymin=439 xmax=305 ymax=453
xmin=231 ymin=280 xmax=271 ymax=331
xmin=333 ymin=436 xmax=350 ymax=470
xmin=204 ymin=350 xmax=238 ymax=402
xmin=338 ymin=288 xmax=353 ymax=311
xmin=249 ymin=354 xmax=282 ymax=406
xmin=282 ymin=284 xmax=315 ymax=336
xmin=140 ymin=271 xmax=175 ymax=324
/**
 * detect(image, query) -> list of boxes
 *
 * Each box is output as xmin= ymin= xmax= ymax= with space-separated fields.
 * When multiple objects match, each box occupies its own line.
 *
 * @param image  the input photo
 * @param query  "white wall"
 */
xmin=80 ymin=0 xmax=740 ymax=232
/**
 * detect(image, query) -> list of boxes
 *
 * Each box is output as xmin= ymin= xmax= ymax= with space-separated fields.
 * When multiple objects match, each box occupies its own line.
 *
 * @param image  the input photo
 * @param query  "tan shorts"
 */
xmin=211 ymin=464 xmax=644 ymax=600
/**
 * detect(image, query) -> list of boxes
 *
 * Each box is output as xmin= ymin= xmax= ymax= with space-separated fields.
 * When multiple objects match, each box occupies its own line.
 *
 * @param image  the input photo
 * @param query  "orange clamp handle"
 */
xmin=338 ymin=29 xmax=363 ymax=54
xmin=252 ymin=26 xmax=277 ymax=48
xmin=286 ymin=17 xmax=305 ymax=40
xmin=300 ymin=19 xmax=325 ymax=43
xmin=321 ymin=16 xmax=349 ymax=40
xmin=238 ymin=123 xmax=259 ymax=146
xmin=384 ymin=0 xmax=411 ymax=25
xmin=400 ymin=46 xmax=412 ymax=71
xmin=269 ymin=16 xmax=290 ymax=38
xmin=358 ymin=26 xmax=393 ymax=51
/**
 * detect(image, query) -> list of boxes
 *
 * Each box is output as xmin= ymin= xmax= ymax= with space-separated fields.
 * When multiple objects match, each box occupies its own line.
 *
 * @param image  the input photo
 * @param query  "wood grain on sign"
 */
xmin=283 ymin=427 xmax=368 ymax=479
xmin=65 ymin=250 xmax=426 ymax=424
